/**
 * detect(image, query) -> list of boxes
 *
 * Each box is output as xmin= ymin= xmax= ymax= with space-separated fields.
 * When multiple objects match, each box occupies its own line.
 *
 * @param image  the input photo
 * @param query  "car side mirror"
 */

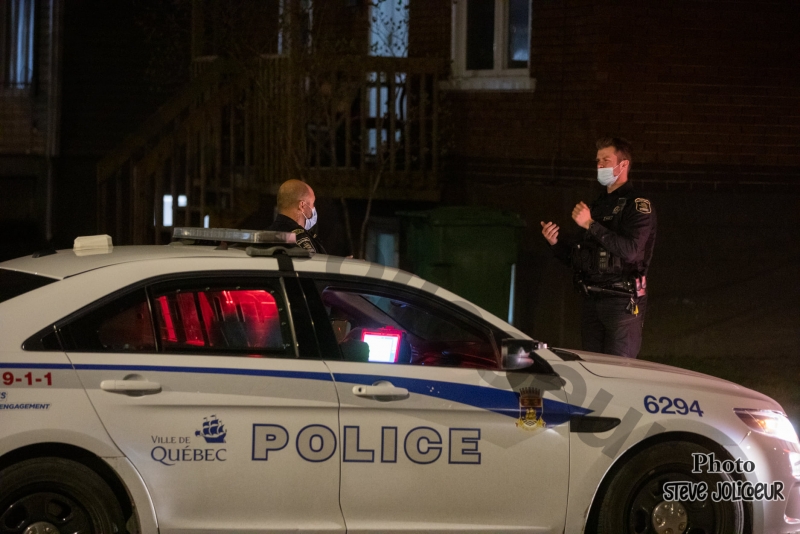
xmin=501 ymin=339 xmax=548 ymax=371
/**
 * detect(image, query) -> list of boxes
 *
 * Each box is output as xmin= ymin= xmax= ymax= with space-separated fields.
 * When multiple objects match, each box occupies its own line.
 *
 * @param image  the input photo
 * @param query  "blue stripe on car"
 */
xmin=1 ymin=363 xmax=590 ymax=422
xmin=333 ymin=373 xmax=590 ymax=424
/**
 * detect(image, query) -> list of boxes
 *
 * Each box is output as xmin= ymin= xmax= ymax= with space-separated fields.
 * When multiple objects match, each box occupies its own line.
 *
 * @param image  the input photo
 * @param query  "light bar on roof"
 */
xmin=172 ymin=227 xmax=297 ymax=244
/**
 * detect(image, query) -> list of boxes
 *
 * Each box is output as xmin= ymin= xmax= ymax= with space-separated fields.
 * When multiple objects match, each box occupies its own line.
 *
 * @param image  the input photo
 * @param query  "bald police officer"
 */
xmin=268 ymin=179 xmax=327 ymax=254
xmin=541 ymin=137 xmax=656 ymax=359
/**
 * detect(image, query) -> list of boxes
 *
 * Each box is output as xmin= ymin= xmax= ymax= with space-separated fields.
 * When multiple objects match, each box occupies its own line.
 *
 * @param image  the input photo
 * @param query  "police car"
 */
xmin=0 ymin=228 xmax=798 ymax=534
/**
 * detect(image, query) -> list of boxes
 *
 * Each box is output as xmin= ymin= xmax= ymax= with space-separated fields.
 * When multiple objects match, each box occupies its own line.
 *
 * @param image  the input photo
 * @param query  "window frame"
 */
xmin=448 ymin=0 xmax=535 ymax=91
xmin=298 ymin=273 xmax=505 ymax=368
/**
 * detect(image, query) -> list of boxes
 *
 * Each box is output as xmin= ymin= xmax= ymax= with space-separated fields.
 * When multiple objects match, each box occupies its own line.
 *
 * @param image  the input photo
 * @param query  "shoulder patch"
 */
xmin=635 ymin=198 xmax=652 ymax=214
xmin=296 ymin=236 xmax=315 ymax=252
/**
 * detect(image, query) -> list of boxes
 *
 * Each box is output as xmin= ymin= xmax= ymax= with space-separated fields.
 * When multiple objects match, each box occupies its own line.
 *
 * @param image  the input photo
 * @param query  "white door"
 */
xmin=303 ymin=278 xmax=571 ymax=533
xmin=64 ymin=276 xmax=343 ymax=534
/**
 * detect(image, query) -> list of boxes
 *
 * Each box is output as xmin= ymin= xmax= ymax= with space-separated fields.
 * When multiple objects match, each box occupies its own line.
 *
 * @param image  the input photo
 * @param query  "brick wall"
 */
xmin=409 ymin=0 xmax=451 ymax=59
xmin=440 ymin=0 xmax=800 ymax=187
xmin=59 ymin=0 xmax=176 ymax=157
xmin=596 ymin=0 xmax=800 ymax=169
xmin=0 ymin=95 xmax=45 ymax=154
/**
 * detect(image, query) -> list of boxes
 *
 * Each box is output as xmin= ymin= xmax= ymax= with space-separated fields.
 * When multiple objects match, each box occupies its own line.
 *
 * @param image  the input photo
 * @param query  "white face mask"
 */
xmin=301 ymin=205 xmax=318 ymax=231
xmin=597 ymin=162 xmax=622 ymax=187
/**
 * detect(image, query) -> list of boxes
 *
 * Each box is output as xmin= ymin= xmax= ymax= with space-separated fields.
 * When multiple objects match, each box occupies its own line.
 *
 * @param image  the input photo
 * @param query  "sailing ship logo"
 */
xmin=516 ymin=387 xmax=546 ymax=430
xmin=196 ymin=415 xmax=227 ymax=443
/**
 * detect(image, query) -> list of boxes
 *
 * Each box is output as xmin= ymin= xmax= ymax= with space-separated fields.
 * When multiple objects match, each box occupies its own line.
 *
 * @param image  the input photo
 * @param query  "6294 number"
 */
xmin=644 ymin=395 xmax=704 ymax=417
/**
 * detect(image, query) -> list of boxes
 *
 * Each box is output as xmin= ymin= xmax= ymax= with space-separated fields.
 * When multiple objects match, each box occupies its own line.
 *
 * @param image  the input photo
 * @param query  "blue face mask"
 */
xmin=302 ymin=206 xmax=318 ymax=231
xmin=597 ymin=163 xmax=621 ymax=187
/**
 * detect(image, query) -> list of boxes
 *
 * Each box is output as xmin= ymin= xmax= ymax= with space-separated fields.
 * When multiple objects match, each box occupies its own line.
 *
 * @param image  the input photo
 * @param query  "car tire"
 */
xmin=596 ymin=441 xmax=746 ymax=534
xmin=0 ymin=457 xmax=126 ymax=534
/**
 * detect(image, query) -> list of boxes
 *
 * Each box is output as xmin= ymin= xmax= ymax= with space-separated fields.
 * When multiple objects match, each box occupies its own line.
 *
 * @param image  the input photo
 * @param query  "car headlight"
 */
xmin=735 ymin=408 xmax=799 ymax=443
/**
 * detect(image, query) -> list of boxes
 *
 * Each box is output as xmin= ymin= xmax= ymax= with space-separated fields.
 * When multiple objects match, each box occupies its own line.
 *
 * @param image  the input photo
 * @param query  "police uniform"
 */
xmin=551 ymin=181 xmax=656 ymax=358
xmin=268 ymin=214 xmax=327 ymax=254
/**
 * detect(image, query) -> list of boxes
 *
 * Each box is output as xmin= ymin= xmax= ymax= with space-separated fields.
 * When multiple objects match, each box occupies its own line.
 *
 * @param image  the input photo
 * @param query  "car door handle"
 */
xmin=352 ymin=385 xmax=409 ymax=399
xmin=100 ymin=379 xmax=162 ymax=395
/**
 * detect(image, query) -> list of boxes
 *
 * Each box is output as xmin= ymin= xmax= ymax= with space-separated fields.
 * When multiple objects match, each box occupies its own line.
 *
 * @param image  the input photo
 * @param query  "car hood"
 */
xmin=552 ymin=349 xmax=778 ymax=406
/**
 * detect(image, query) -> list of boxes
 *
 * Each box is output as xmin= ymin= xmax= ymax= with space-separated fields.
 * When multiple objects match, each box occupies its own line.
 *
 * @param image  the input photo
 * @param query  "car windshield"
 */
xmin=0 ymin=269 xmax=57 ymax=305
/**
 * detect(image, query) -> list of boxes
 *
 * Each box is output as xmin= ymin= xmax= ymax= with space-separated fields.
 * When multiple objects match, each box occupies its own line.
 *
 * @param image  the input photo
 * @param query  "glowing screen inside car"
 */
xmin=362 ymin=330 xmax=401 ymax=363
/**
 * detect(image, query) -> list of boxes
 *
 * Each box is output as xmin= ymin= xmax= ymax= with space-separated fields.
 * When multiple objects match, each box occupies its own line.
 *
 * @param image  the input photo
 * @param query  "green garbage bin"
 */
xmin=398 ymin=206 xmax=525 ymax=322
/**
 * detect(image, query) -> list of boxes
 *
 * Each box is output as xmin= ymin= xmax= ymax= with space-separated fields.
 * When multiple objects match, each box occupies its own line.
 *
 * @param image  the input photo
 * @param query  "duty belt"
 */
xmin=581 ymin=276 xmax=647 ymax=299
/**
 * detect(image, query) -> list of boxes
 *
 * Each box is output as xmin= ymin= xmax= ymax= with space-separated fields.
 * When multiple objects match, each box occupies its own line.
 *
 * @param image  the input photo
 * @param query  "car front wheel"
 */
xmin=0 ymin=457 xmax=125 ymax=534
xmin=596 ymin=441 xmax=747 ymax=534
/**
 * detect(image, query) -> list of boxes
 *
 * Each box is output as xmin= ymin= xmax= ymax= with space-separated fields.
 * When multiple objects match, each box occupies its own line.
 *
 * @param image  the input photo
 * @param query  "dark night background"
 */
xmin=1 ymin=1 xmax=798 ymax=417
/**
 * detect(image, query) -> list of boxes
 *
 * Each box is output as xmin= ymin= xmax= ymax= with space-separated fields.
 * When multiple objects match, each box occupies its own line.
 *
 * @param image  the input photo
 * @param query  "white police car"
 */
xmin=0 ymin=228 xmax=798 ymax=534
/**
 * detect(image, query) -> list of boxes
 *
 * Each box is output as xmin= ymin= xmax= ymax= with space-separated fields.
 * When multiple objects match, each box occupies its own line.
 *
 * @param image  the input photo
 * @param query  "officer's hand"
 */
xmin=540 ymin=221 xmax=559 ymax=245
xmin=571 ymin=202 xmax=594 ymax=229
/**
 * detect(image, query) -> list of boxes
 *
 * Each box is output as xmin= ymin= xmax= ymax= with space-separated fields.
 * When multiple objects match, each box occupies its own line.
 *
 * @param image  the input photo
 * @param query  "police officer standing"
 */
xmin=268 ymin=179 xmax=327 ymax=253
xmin=540 ymin=137 xmax=656 ymax=359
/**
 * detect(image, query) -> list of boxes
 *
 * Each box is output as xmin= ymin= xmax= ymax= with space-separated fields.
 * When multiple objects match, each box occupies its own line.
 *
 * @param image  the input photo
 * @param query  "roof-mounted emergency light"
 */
xmin=171 ymin=227 xmax=297 ymax=245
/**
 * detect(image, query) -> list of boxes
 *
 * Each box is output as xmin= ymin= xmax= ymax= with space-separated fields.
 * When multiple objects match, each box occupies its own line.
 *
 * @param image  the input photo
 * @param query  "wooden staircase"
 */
xmin=97 ymin=55 xmax=448 ymax=245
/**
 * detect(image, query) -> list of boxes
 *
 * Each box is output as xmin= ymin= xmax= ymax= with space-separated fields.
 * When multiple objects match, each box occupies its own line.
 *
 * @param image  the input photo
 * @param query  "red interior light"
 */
xmin=156 ymin=289 xmax=280 ymax=349
xmin=156 ymin=296 xmax=177 ymax=342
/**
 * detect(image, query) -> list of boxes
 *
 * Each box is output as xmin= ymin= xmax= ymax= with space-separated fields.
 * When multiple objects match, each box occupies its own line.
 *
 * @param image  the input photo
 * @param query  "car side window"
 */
xmin=60 ymin=278 xmax=295 ymax=357
xmin=59 ymin=289 xmax=156 ymax=352
xmin=316 ymin=283 xmax=499 ymax=369
xmin=149 ymin=281 xmax=293 ymax=357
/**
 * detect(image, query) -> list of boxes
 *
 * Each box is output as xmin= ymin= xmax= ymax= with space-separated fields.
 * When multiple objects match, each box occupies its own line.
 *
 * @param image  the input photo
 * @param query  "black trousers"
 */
xmin=580 ymin=295 xmax=647 ymax=359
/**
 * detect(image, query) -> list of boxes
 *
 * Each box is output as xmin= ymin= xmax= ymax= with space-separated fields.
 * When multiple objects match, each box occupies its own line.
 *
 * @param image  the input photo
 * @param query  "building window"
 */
xmin=0 ymin=0 xmax=36 ymax=91
xmin=449 ymin=0 xmax=533 ymax=91
xmin=366 ymin=0 xmax=408 ymax=156
xmin=369 ymin=0 xmax=408 ymax=58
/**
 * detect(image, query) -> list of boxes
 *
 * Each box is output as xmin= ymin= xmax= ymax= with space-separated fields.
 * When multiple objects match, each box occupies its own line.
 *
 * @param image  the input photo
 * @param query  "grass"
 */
xmin=643 ymin=353 xmax=800 ymax=430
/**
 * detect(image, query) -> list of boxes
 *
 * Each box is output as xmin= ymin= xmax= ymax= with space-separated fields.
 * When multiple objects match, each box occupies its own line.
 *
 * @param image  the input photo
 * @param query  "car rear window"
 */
xmin=0 ymin=269 xmax=57 ymax=304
